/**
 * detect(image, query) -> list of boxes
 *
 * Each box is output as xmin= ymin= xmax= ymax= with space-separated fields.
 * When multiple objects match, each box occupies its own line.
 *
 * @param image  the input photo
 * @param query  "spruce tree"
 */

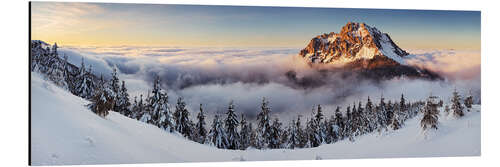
xmin=256 ymin=97 xmax=272 ymax=149
xmin=131 ymin=96 xmax=139 ymax=119
xmin=269 ymin=118 xmax=282 ymax=149
xmin=149 ymin=76 xmax=165 ymax=126
xmin=365 ymin=96 xmax=376 ymax=132
xmin=158 ymin=95 xmax=174 ymax=132
xmin=464 ymin=93 xmax=473 ymax=112
xmin=175 ymin=97 xmax=192 ymax=138
xmin=421 ymin=95 xmax=439 ymax=131
xmin=194 ymin=104 xmax=207 ymax=143
xmin=87 ymin=83 xmax=114 ymax=118
xmin=248 ymin=123 xmax=258 ymax=149
xmin=109 ymin=67 xmax=120 ymax=111
xmin=333 ymin=106 xmax=344 ymax=141
xmin=313 ymin=105 xmax=325 ymax=144
xmin=239 ymin=114 xmax=251 ymax=150
xmin=451 ymin=89 xmax=464 ymax=118
xmin=208 ymin=114 xmax=228 ymax=149
xmin=224 ymin=101 xmax=240 ymax=149
xmin=287 ymin=119 xmax=299 ymax=149
xmin=116 ymin=81 xmax=131 ymax=116
xmin=76 ymin=59 xmax=95 ymax=99
xmin=138 ymin=94 xmax=152 ymax=123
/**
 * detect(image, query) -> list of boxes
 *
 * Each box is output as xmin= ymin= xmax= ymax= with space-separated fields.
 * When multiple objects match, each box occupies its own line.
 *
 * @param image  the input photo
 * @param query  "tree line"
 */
xmin=31 ymin=41 xmax=477 ymax=150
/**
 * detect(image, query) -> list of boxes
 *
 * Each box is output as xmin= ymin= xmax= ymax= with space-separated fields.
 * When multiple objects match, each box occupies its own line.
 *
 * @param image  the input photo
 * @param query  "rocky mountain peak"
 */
xmin=299 ymin=22 xmax=409 ymax=67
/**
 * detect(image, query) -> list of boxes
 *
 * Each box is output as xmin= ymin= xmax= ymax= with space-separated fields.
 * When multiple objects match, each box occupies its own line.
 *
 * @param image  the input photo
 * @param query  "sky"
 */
xmin=31 ymin=2 xmax=481 ymax=50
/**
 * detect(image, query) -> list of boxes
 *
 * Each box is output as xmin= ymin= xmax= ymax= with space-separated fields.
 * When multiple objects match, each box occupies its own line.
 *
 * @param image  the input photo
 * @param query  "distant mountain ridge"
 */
xmin=299 ymin=22 xmax=441 ymax=80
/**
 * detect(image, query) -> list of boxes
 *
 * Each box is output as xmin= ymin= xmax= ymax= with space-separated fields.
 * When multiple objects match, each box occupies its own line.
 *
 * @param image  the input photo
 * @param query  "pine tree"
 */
xmin=344 ymin=105 xmax=353 ymax=140
xmin=377 ymin=96 xmax=388 ymax=131
xmin=444 ymin=105 xmax=450 ymax=115
xmin=175 ymin=97 xmax=192 ymax=138
xmin=239 ymin=114 xmax=251 ymax=150
xmin=464 ymin=93 xmax=473 ymax=112
xmin=390 ymin=109 xmax=401 ymax=130
xmin=208 ymin=114 xmax=228 ymax=149
xmin=256 ymin=97 xmax=272 ymax=149
xmin=116 ymin=81 xmax=131 ymax=116
xmin=313 ymin=104 xmax=325 ymax=144
xmin=149 ymin=76 xmax=165 ymax=126
xmin=138 ymin=94 xmax=152 ymax=122
xmin=451 ymin=89 xmax=464 ymax=118
xmin=421 ymin=95 xmax=440 ymax=131
xmin=158 ymin=94 xmax=174 ymax=132
xmin=333 ymin=106 xmax=344 ymax=141
xmin=224 ymin=101 xmax=240 ymax=149
xmin=87 ymin=83 xmax=114 ymax=118
xmin=76 ymin=61 xmax=95 ymax=99
xmin=305 ymin=117 xmax=315 ymax=148
xmin=287 ymin=119 xmax=299 ymax=149
xmin=248 ymin=123 xmax=258 ymax=149
xmin=195 ymin=104 xmax=207 ymax=143
xmin=109 ymin=67 xmax=121 ymax=111
xmin=269 ymin=118 xmax=282 ymax=149
xmin=365 ymin=96 xmax=376 ymax=132
xmin=131 ymin=96 xmax=139 ymax=119
xmin=280 ymin=121 xmax=290 ymax=149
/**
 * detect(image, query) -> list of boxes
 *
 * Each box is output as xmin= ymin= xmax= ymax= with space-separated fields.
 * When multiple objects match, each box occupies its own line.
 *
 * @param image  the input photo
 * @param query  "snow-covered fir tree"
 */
xmin=75 ymin=59 xmax=95 ymax=99
xmin=451 ymin=89 xmax=464 ymax=118
xmin=158 ymin=96 xmax=175 ymax=132
xmin=239 ymin=114 xmax=251 ymax=150
xmin=131 ymin=96 xmax=139 ymax=119
xmin=195 ymin=104 xmax=207 ymax=143
xmin=248 ymin=123 xmax=258 ymax=148
xmin=464 ymin=92 xmax=473 ymax=112
xmin=109 ymin=67 xmax=121 ymax=111
xmin=148 ymin=76 xmax=165 ymax=126
xmin=333 ymin=106 xmax=344 ymax=141
xmin=175 ymin=97 xmax=192 ymax=138
xmin=138 ymin=94 xmax=151 ymax=122
xmin=287 ymin=116 xmax=303 ymax=149
xmin=268 ymin=118 xmax=282 ymax=149
xmin=87 ymin=82 xmax=114 ymax=118
xmin=421 ymin=95 xmax=440 ymax=131
xmin=116 ymin=81 xmax=131 ymax=116
xmin=365 ymin=96 xmax=377 ymax=133
xmin=224 ymin=101 xmax=240 ymax=150
xmin=255 ymin=97 xmax=272 ymax=149
xmin=208 ymin=114 xmax=228 ymax=149
xmin=313 ymin=104 xmax=326 ymax=145
xmin=279 ymin=120 xmax=290 ymax=148
xmin=305 ymin=117 xmax=315 ymax=148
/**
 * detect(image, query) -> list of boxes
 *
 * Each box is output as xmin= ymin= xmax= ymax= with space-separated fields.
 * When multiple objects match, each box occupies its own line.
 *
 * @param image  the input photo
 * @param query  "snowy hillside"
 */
xmin=31 ymin=72 xmax=480 ymax=165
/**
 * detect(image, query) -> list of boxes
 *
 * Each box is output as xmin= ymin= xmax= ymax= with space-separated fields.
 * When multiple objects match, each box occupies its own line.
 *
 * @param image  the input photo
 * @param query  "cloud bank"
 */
xmin=58 ymin=46 xmax=481 ymax=121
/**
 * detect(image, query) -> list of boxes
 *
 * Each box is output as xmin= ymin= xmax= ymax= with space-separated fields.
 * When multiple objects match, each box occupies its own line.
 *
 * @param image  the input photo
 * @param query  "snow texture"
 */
xmin=31 ymin=72 xmax=480 ymax=165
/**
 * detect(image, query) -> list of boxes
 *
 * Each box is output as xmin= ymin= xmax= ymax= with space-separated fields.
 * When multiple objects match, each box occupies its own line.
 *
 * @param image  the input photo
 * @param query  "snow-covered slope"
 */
xmin=31 ymin=72 xmax=480 ymax=165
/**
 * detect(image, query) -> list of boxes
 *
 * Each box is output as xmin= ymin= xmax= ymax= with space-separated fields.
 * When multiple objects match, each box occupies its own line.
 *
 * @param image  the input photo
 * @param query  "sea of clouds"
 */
xmin=58 ymin=46 xmax=481 ymax=121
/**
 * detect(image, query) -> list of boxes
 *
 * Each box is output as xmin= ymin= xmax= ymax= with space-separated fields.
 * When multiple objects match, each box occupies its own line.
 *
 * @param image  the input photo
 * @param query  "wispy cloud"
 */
xmin=32 ymin=2 xmax=106 ymax=34
xmin=406 ymin=50 xmax=481 ymax=80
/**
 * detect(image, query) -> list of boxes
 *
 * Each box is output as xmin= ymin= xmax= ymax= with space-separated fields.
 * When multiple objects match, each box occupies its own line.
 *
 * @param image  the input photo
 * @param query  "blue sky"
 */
xmin=31 ymin=2 xmax=480 ymax=49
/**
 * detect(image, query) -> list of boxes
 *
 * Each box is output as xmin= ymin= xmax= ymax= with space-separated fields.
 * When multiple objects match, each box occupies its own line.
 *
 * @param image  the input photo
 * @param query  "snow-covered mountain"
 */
xmin=31 ymin=72 xmax=480 ymax=165
xmin=299 ymin=22 xmax=441 ymax=80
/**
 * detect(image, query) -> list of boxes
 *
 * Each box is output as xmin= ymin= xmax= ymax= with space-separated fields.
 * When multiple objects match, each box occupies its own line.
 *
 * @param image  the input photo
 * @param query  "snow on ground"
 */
xmin=30 ymin=72 xmax=480 ymax=165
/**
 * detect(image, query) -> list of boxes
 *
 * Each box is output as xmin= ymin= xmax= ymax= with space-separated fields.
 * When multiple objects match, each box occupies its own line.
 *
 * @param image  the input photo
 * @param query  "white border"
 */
xmin=1 ymin=0 xmax=499 ymax=166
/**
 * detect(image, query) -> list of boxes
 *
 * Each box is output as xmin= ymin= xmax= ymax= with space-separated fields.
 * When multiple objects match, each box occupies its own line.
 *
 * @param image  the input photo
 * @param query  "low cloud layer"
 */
xmin=59 ymin=46 xmax=481 ymax=121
